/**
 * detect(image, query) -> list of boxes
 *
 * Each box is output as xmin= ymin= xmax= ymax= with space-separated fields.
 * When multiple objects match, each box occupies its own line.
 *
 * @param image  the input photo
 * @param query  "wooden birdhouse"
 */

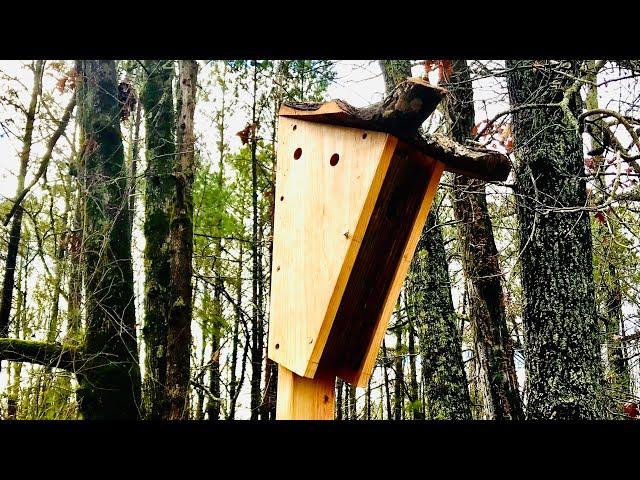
xmin=268 ymin=78 xmax=510 ymax=419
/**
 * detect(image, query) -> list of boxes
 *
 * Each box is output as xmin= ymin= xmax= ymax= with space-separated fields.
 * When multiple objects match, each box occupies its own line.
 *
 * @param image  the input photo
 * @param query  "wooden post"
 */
xmin=276 ymin=365 xmax=335 ymax=420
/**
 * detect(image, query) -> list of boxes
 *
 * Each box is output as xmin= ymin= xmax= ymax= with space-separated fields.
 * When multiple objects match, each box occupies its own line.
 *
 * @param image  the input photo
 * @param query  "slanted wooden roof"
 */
xmin=279 ymin=77 xmax=511 ymax=182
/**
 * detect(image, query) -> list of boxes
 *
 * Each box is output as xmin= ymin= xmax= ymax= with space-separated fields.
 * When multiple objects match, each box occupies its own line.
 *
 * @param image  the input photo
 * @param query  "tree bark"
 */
xmin=75 ymin=59 xmax=142 ymax=419
xmin=228 ymin=244 xmax=243 ymax=420
xmin=280 ymin=77 xmax=444 ymax=136
xmin=249 ymin=61 xmax=264 ymax=420
xmin=584 ymin=66 xmax=631 ymax=409
xmin=166 ymin=60 xmax=198 ymax=420
xmin=506 ymin=60 xmax=606 ymax=419
xmin=0 ymin=60 xmax=43 ymax=342
xmin=443 ymin=60 xmax=524 ymax=420
xmin=407 ymin=319 xmax=422 ymax=419
xmin=140 ymin=60 xmax=175 ymax=420
xmin=380 ymin=60 xmax=472 ymax=420
xmin=407 ymin=209 xmax=473 ymax=420
xmin=393 ymin=327 xmax=403 ymax=420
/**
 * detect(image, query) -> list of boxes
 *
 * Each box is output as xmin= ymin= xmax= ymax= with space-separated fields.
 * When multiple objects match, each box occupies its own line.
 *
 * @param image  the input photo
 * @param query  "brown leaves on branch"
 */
xmin=56 ymin=68 xmax=82 ymax=93
xmin=236 ymin=123 xmax=257 ymax=145
xmin=594 ymin=211 xmax=606 ymax=224
xmin=118 ymin=81 xmax=137 ymax=121
xmin=423 ymin=60 xmax=453 ymax=84
xmin=474 ymin=120 xmax=514 ymax=154
xmin=624 ymin=401 xmax=639 ymax=419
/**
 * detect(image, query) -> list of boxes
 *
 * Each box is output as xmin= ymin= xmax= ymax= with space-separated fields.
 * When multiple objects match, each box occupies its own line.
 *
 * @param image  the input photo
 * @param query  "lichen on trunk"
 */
xmin=75 ymin=60 xmax=141 ymax=419
xmin=506 ymin=60 xmax=607 ymax=419
xmin=380 ymin=59 xmax=472 ymax=420
xmin=443 ymin=60 xmax=524 ymax=420
xmin=140 ymin=60 xmax=175 ymax=419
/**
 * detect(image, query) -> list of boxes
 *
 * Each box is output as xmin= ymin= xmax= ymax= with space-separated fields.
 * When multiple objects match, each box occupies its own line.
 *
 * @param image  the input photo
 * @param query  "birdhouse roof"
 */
xmin=279 ymin=78 xmax=511 ymax=182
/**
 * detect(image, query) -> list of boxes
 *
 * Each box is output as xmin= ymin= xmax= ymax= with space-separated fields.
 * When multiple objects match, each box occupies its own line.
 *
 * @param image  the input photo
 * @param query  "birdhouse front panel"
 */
xmin=268 ymin=117 xmax=397 ymax=379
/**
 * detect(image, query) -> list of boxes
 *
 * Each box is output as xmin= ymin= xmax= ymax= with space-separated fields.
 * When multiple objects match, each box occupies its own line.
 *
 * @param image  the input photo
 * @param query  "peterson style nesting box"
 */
xmin=267 ymin=79 xmax=510 ymax=419
xmin=269 ymin=117 xmax=444 ymax=388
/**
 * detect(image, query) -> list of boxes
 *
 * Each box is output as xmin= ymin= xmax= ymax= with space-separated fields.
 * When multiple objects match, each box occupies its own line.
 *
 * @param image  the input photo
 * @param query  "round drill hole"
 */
xmin=294 ymin=147 xmax=302 ymax=160
xmin=292 ymin=124 xmax=297 ymax=131
xmin=280 ymin=196 xmax=284 ymax=201
xmin=362 ymin=132 xmax=368 ymax=139
xmin=275 ymin=343 xmax=280 ymax=350
xmin=330 ymin=153 xmax=340 ymax=166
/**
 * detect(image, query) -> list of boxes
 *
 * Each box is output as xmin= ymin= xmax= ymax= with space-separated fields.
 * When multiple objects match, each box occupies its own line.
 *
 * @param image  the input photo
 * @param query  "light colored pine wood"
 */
xmin=276 ymin=364 xmax=335 ymax=420
xmin=268 ymin=117 xmax=397 ymax=378
xmin=345 ymin=154 xmax=446 ymax=387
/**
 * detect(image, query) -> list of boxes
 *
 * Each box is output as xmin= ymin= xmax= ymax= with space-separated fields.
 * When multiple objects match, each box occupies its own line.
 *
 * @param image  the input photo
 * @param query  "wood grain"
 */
xmin=276 ymin=364 xmax=335 ymax=420
xmin=268 ymin=117 xmax=396 ymax=378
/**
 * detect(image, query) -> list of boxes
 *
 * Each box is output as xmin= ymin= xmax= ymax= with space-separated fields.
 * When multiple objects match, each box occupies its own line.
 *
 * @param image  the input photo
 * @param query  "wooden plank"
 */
xmin=316 ymin=143 xmax=436 ymax=383
xmin=276 ymin=364 xmax=335 ymax=420
xmin=350 ymin=154 xmax=445 ymax=387
xmin=268 ymin=117 xmax=397 ymax=377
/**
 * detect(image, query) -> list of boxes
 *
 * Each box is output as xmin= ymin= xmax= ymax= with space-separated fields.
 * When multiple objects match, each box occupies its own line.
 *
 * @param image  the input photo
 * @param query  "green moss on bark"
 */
xmin=506 ymin=60 xmax=607 ymax=419
xmin=140 ymin=60 xmax=175 ymax=419
xmin=76 ymin=60 xmax=141 ymax=419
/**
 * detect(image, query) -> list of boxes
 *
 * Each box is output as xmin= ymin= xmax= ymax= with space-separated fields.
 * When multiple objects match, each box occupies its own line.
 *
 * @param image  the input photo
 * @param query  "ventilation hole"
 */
xmin=294 ymin=148 xmax=302 ymax=160
xmin=362 ymin=132 xmax=368 ymax=139
xmin=275 ymin=343 xmax=280 ymax=350
xmin=330 ymin=153 xmax=340 ymax=166
xmin=292 ymin=124 xmax=297 ymax=131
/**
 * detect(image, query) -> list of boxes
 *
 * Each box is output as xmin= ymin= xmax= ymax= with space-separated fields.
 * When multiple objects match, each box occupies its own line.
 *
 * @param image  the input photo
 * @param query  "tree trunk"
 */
xmin=603 ymin=263 xmax=631 ymax=404
xmin=393 ymin=328 xmax=403 ymax=420
xmin=443 ymin=60 xmax=524 ymax=420
xmin=7 ymin=254 xmax=27 ymax=419
xmin=407 ymin=311 xmax=422 ymax=419
xmin=407 ymin=209 xmax=473 ymax=420
xmin=166 ymin=60 xmax=198 ymax=420
xmin=75 ymin=59 xmax=141 ymax=419
xmin=0 ymin=60 xmax=43 ymax=342
xmin=66 ymin=165 xmax=83 ymax=344
xmin=228 ymin=244 xmax=243 ymax=420
xmin=349 ymin=384 xmax=357 ymax=420
xmin=336 ymin=378 xmax=343 ymax=420
xmin=365 ymin=377 xmax=372 ymax=420
xmin=140 ymin=60 xmax=175 ymax=419
xmin=382 ymin=339 xmax=393 ymax=420
xmin=380 ymin=59 xmax=472 ymax=420
xmin=584 ymin=66 xmax=631 ymax=410
xmin=249 ymin=61 xmax=263 ymax=420
xmin=506 ymin=60 xmax=606 ymax=419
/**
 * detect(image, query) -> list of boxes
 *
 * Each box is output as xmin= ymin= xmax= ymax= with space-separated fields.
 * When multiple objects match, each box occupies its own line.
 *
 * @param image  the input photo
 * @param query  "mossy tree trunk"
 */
xmin=140 ymin=60 xmax=175 ymax=419
xmin=380 ymin=59 xmax=472 ymax=420
xmin=506 ymin=60 xmax=606 ymax=419
xmin=166 ymin=60 xmax=198 ymax=420
xmin=75 ymin=59 xmax=141 ymax=419
xmin=443 ymin=60 xmax=524 ymax=420
xmin=406 ymin=310 xmax=422 ymax=419
xmin=584 ymin=69 xmax=631 ymax=409
xmin=406 ymin=210 xmax=473 ymax=420
xmin=603 ymin=263 xmax=631 ymax=404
